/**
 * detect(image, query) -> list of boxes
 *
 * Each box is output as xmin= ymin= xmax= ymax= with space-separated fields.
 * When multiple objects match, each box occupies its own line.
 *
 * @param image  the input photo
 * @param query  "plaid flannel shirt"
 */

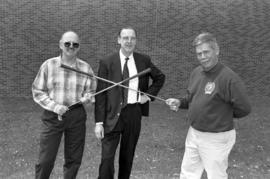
xmin=32 ymin=56 xmax=96 ymax=112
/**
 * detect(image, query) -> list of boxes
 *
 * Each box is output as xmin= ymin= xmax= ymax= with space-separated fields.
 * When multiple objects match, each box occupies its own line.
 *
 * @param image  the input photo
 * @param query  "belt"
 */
xmin=127 ymin=103 xmax=140 ymax=106
xmin=68 ymin=102 xmax=83 ymax=110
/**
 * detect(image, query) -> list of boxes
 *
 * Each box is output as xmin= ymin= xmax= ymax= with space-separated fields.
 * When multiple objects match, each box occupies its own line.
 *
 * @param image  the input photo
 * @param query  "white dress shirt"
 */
xmin=119 ymin=50 xmax=140 ymax=104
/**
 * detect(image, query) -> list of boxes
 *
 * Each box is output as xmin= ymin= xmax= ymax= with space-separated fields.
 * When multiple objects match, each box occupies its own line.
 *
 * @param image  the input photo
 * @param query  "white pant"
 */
xmin=180 ymin=127 xmax=236 ymax=179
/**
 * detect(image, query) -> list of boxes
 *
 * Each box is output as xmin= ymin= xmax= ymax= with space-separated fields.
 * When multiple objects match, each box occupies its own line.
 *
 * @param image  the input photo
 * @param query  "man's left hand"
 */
xmin=140 ymin=94 xmax=150 ymax=104
xmin=80 ymin=93 xmax=94 ymax=104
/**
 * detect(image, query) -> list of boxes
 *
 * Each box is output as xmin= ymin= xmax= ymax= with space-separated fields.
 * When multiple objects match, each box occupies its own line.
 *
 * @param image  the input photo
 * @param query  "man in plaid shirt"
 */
xmin=32 ymin=31 xmax=96 ymax=179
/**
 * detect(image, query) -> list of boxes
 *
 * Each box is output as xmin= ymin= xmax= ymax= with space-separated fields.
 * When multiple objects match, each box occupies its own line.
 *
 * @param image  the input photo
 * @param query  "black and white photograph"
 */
xmin=0 ymin=0 xmax=269 ymax=178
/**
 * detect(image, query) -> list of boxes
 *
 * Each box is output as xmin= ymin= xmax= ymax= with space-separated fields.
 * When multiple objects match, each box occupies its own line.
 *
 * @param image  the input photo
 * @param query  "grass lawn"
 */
xmin=0 ymin=97 xmax=270 ymax=179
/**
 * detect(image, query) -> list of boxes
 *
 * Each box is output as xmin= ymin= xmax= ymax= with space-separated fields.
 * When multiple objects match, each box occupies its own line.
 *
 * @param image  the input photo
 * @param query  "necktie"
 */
xmin=122 ymin=57 xmax=129 ymax=107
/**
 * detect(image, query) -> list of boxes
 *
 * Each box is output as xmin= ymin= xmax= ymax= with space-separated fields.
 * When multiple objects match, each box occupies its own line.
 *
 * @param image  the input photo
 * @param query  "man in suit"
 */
xmin=94 ymin=27 xmax=165 ymax=179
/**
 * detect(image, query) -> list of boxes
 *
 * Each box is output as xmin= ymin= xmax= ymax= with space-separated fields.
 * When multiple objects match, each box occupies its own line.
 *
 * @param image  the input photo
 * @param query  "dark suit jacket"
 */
xmin=95 ymin=52 xmax=165 ymax=133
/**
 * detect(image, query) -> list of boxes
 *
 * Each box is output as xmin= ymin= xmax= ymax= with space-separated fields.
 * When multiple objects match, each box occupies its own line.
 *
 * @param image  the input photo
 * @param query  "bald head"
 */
xmin=60 ymin=31 xmax=80 ymax=43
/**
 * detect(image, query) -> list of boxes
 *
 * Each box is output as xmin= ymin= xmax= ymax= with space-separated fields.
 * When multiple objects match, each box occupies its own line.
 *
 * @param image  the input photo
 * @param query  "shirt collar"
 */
xmin=59 ymin=55 xmax=78 ymax=69
xmin=203 ymin=62 xmax=223 ymax=74
xmin=119 ymin=50 xmax=134 ymax=62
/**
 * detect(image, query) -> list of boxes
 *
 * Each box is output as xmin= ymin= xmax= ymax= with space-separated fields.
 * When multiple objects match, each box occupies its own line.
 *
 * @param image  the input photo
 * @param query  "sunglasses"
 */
xmin=64 ymin=42 xmax=80 ymax=48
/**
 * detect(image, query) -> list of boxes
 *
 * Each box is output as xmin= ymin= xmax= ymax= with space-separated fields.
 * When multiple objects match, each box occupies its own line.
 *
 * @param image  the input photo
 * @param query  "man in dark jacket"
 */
xmin=95 ymin=27 xmax=165 ymax=179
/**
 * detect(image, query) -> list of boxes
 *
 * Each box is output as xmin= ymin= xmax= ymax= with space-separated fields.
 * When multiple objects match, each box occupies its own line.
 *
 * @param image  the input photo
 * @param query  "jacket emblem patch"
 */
xmin=205 ymin=82 xmax=215 ymax=94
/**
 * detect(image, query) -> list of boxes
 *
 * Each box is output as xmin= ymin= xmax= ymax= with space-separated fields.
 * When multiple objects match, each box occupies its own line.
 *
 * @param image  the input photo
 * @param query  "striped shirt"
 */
xmin=32 ymin=56 xmax=96 ymax=112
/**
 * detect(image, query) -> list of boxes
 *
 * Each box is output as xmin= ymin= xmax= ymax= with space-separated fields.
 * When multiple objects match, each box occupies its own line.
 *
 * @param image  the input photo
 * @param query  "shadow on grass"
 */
xmin=0 ymin=97 xmax=270 ymax=179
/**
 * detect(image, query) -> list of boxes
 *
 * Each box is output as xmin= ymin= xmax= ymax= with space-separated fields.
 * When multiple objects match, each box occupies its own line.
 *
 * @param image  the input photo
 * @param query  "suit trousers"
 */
xmin=98 ymin=103 xmax=142 ymax=179
xmin=35 ymin=104 xmax=86 ymax=179
xmin=180 ymin=126 xmax=236 ymax=179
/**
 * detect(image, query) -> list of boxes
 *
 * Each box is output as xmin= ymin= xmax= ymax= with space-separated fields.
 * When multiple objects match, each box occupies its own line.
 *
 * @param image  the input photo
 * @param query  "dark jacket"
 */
xmin=95 ymin=52 xmax=165 ymax=133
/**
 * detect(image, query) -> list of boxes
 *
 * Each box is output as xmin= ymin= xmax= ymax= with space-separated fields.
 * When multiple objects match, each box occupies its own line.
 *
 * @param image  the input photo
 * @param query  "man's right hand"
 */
xmin=166 ymin=98 xmax=180 ymax=112
xmin=95 ymin=123 xmax=104 ymax=140
xmin=54 ymin=104 xmax=69 ymax=116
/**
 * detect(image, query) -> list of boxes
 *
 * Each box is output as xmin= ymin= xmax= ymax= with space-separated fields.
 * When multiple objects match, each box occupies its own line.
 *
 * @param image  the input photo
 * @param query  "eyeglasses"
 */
xmin=64 ymin=42 xmax=80 ymax=48
xmin=121 ymin=36 xmax=136 ymax=42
